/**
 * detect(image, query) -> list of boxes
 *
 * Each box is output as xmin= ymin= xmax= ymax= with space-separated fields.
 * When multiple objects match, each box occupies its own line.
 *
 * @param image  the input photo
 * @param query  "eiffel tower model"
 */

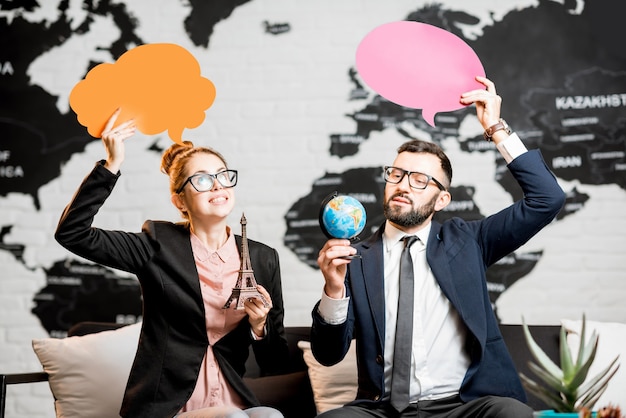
xmin=223 ymin=213 xmax=270 ymax=310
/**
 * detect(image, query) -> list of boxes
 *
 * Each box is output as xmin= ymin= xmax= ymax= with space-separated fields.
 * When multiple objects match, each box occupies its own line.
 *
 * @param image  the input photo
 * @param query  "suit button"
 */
xmin=375 ymin=355 xmax=384 ymax=364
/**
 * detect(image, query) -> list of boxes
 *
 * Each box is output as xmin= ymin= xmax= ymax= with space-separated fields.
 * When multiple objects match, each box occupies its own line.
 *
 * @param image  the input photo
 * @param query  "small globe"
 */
xmin=319 ymin=194 xmax=367 ymax=239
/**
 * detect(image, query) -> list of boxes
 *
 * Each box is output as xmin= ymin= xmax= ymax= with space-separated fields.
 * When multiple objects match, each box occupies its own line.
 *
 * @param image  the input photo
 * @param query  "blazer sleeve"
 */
xmin=248 ymin=242 xmax=290 ymax=375
xmin=475 ymin=149 xmax=566 ymax=266
xmin=311 ymin=302 xmax=355 ymax=366
xmin=54 ymin=161 xmax=155 ymax=273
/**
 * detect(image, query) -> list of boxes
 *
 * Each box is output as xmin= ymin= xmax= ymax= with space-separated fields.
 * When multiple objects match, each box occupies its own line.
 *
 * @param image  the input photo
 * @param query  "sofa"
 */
xmin=1 ymin=322 xmax=566 ymax=418
xmin=250 ymin=324 xmax=566 ymax=417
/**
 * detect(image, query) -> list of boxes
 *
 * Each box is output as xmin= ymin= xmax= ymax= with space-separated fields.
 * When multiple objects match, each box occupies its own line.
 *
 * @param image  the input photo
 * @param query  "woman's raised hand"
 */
xmin=101 ymin=108 xmax=136 ymax=173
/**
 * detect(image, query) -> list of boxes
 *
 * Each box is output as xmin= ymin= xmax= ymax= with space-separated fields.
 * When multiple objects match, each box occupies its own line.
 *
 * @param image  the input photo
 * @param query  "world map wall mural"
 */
xmin=1 ymin=0 xmax=625 ymax=338
xmin=286 ymin=1 xmax=625 ymax=318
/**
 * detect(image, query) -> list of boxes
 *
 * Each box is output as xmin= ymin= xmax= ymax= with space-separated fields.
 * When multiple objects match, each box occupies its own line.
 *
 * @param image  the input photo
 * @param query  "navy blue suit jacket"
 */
xmin=311 ymin=149 xmax=565 ymax=406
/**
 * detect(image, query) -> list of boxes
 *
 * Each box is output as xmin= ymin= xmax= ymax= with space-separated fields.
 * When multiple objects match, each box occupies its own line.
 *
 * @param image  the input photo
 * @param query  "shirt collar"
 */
xmin=190 ymin=226 xmax=237 ymax=263
xmin=383 ymin=221 xmax=431 ymax=252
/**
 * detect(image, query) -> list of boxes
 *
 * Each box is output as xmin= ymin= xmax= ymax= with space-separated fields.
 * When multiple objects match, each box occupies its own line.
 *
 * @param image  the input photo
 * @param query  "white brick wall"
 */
xmin=2 ymin=0 xmax=625 ymax=417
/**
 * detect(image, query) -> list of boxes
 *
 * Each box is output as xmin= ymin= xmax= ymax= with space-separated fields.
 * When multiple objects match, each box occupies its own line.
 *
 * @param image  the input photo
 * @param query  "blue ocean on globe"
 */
xmin=321 ymin=195 xmax=367 ymax=239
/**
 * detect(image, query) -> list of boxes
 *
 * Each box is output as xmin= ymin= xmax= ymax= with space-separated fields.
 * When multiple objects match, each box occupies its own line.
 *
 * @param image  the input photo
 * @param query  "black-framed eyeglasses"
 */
xmin=383 ymin=166 xmax=446 ymax=191
xmin=176 ymin=170 xmax=238 ymax=194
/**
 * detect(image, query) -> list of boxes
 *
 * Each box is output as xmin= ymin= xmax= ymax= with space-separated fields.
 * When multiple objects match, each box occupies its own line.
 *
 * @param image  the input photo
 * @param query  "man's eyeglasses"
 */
xmin=176 ymin=170 xmax=238 ymax=194
xmin=383 ymin=166 xmax=446 ymax=191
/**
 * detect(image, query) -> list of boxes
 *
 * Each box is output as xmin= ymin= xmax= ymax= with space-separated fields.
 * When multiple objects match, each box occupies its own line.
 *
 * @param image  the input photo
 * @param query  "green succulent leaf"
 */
xmin=520 ymin=373 xmax=570 ymax=411
xmin=560 ymin=326 xmax=575 ymax=381
xmin=575 ymin=313 xmax=588 ymax=368
xmin=522 ymin=318 xmax=563 ymax=379
xmin=577 ymin=330 xmax=599 ymax=369
xmin=567 ymin=337 xmax=599 ymax=388
xmin=520 ymin=314 xmax=622 ymax=414
xmin=579 ymin=385 xmax=607 ymax=411
xmin=577 ymin=357 xmax=620 ymax=409
xmin=528 ymin=362 xmax=566 ymax=391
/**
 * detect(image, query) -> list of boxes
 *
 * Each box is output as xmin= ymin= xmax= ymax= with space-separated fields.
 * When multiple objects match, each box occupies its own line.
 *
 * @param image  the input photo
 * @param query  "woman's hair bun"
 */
xmin=161 ymin=141 xmax=193 ymax=175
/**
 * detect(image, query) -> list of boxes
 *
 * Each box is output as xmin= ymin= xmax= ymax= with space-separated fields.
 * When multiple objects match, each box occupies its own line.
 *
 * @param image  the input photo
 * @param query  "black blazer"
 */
xmin=311 ymin=150 xmax=566 ymax=407
xmin=55 ymin=161 xmax=289 ymax=418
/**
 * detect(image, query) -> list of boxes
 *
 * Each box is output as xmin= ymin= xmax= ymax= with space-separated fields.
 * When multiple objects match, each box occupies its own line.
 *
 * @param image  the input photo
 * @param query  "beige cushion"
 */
xmin=297 ymin=340 xmax=358 ymax=414
xmin=32 ymin=323 xmax=141 ymax=418
xmin=561 ymin=319 xmax=625 ymax=409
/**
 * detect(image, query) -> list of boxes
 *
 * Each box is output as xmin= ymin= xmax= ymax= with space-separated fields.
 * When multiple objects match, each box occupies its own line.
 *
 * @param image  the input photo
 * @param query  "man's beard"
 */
xmin=383 ymin=192 xmax=438 ymax=227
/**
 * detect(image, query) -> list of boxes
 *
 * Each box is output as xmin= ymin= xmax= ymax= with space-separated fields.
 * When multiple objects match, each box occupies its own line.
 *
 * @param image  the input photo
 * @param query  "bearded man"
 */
xmin=311 ymin=76 xmax=565 ymax=418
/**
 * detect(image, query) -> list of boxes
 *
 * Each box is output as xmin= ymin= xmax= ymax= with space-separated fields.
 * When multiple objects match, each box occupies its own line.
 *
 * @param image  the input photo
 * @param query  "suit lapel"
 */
xmin=357 ymin=227 xmax=386 ymax=347
xmin=167 ymin=222 xmax=205 ymax=313
xmin=426 ymin=223 xmax=461 ymax=311
xmin=426 ymin=222 xmax=486 ymax=345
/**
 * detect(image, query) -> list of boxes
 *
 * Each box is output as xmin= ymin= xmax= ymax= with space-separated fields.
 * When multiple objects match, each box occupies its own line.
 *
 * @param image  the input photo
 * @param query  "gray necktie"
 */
xmin=390 ymin=235 xmax=418 ymax=412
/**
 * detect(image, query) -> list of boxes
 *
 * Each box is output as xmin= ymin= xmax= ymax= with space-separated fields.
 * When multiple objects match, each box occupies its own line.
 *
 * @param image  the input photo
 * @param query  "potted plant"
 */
xmin=521 ymin=315 xmax=620 ymax=418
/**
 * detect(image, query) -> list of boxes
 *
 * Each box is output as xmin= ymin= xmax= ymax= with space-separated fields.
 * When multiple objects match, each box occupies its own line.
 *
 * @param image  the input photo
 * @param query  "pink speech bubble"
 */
xmin=355 ymin=21 xmax=485 ymax=127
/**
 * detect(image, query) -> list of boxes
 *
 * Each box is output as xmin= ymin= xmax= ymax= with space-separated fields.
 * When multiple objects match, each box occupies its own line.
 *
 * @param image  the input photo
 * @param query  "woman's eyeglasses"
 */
xmin=176 ymin=170 xmax=238 ymax=193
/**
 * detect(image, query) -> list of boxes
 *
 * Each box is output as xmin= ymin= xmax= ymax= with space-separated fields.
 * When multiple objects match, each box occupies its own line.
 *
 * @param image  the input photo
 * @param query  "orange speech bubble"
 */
xmin=69 ymin=43 xmax=216 ymax=144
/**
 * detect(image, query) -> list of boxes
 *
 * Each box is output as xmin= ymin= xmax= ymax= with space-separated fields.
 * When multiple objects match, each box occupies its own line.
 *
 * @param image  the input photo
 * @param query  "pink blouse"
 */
xmin=178 ymin=230 xmax=248 ymax=413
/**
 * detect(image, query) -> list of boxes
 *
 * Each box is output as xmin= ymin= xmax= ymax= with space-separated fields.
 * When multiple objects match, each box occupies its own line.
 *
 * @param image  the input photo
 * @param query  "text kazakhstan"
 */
xmin=555 ymin=93 xmax=626 ymax=110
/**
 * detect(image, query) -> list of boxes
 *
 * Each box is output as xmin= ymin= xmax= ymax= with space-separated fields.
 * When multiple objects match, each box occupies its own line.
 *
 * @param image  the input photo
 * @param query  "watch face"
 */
xmin=501 ymin=119 xmax=511 ymax=134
